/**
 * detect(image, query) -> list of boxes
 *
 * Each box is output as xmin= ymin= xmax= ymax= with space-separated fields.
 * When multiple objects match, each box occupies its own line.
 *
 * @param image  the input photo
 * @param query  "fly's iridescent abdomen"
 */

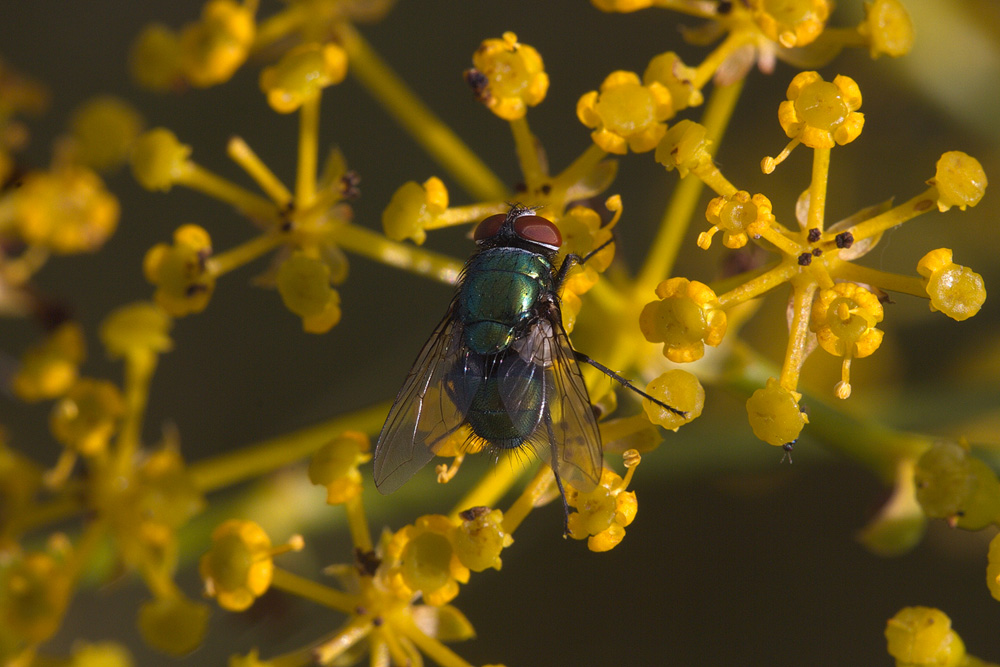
xmin=463 ymin=353 xmax=544 ymax=450
xmin=457 ymin=247 xmax=554 ymax=356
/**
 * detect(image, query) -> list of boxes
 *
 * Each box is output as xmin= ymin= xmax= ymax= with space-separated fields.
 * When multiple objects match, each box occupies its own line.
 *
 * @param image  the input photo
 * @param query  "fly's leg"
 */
xmin=574 ymin=350 xmax=688 ymax=418
xmin=552 ymin=237 xmax=616 ymax=288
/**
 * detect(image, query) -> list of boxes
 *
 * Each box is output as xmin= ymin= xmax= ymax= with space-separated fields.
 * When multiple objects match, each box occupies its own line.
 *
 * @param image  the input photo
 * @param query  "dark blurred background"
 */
xmin=1 ymin=1 xmax=999 ymax=665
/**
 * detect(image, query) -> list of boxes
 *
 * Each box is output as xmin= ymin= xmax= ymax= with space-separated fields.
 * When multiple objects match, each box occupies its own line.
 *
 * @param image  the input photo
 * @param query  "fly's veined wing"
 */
xmin=373 ymin=306 xmax=480 ymax=494
xmin=505 ymin=315 xmax=603 ymax=493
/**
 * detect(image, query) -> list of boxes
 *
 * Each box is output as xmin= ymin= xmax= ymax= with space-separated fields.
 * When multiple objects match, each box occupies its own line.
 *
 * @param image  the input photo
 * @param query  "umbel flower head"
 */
xmin=648 ymin=71 xmax=988 ymax=447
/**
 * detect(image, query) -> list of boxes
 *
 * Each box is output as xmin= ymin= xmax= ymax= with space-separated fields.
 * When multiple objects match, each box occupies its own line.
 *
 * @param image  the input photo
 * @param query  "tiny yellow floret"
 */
xmin=885 ymin=607 xmax=966 ymax=667
xmin=639 ymin=277 xmax=727 ymax=363
xmin=276 ymin=252 xmax=342 ymax=333
xmin=381 ymin=177 xmax=449 ymax=244
xmin=308 ymin=431 xmax=371 ymax=504
xmin=384 ymin=515 xmax=470 ymax=606
xmin=566 ymin=465 xmax=638 ymax=552
xmin=930 ymin=151 xmax=987 ymax=212
xmin=748 ymin=0 xmax=832 ymax=48
xmin=917 ymin=249 xmax=986 ymax=322
xmin=70 ymin=96 xmax=145 ymax=171
xmin=643 ymin=370 xmax=704 ymax=431
xmin=50 ymin=378 xmax=125 ymax=457
xmin=129 ymin=24 xmax=183 ymax=92
xmin=859 ymin=0 xmax=915 ymax=58
xmin=178 ymin=0 xmax=256 ymax=88
xmin=654 ymin=120 xmax=713 ymax=177
xmin=144 ymin=224 xmax=216 ymax=316
xmin=577 ymin=70 xmax=672 ymax=154
xmin=200 ymin=520 xmax=275 ymax=612
xmin=451 ymin=507 xmax=513 ymax=572
xmin=643 ymin=51 xmax=703 ymax=113
xmin=778 ymin=72 xmax=864 ymax=149
xmin=137 ymin=596 xmax=210 ymax=656
xmin=260 ymin=42 xmax=348 ymax=114
xmin=811 ymin=283 xmax=884 ymax=358
xmin=11 ymin=166 xmax=120 ymax=254
xmin=131 ymin=128 xmax=193 ymax=192
xmin=469 ymin=32 xmax=549 ymax=120
xmin=702 ymin=191 xmax=774 ymax=249
xmin=746 ymin=378 xmax=808 ymax=446
xmin=99 ymin=301 xmax=175 ymax=359
xmin=12 ymin=322 xmax=86 ymax=402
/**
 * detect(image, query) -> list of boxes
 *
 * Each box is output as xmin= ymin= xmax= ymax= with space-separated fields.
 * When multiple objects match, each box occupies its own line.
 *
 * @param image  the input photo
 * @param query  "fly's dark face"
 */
xmin=373 ymin=205 xmax=683 ymax=525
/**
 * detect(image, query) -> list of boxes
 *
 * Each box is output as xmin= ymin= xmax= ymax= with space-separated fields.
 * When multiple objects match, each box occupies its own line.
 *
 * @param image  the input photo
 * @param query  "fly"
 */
xmin=373 ymin=204 xmax=685 ymax=525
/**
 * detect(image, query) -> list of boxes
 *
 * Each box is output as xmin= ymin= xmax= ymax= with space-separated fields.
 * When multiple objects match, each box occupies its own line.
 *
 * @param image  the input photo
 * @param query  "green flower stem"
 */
xmin=448 ymin=454 xmax=527 ymax=521
xmin=554 ymin=143 xmax=607 ymax=195
xmin=314 ymin=616 xmax=375 ymax=665
xmin=296 ymin=95 xmax=320 ymax=206
xmin=808 ymin=147 xmax=831 ymax=232
xmin=636 ymin=78 xmax=744 ymax=295
xmin=834 ymin=263 xmax=928 ymax=298
xmin=115 ymin=350 xmax=158 ymax=470
xmin=271 ymin=566 xmax=357 ymax=613
xmin=227 ymin=136 xmax=293 ymax=208
xmin=847 ymin=188 xmax=937 ymax=242
xmin=188 ymin=402 xmax=389 ymax=493
xmin=779 ymin=281 xmax=817 ymax=391
xmin=725 ymin=341 xmax=931 ymax=483
xmin=208 ymin=232 xmax=285 ymax=277
xmin=334 ymin=22 xmax=509 ymax=202
xmin=716 ymin=260 xmax=798 ymax=308
xmin=345 ymin=494 xmax=372 ymax=553
xmin=510 ymin=116 xmax=545 ymax=191
xmin=396 ymin=613 xmax=476 ymax=667
xmin=178 ymin=164 xmax=280 ymax=223
xmin=335 ymin=222 xmax=464 ymax=285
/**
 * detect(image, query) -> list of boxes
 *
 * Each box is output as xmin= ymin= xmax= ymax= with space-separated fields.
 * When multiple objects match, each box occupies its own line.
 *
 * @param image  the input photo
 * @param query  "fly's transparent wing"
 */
xmin=373 ymin=305 xmax=480 ymax=494
xmin=504 ymin=313 xmax=602 ymax=493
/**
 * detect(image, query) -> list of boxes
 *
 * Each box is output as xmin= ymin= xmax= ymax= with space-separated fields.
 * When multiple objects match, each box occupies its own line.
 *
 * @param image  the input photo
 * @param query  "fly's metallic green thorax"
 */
xmin=457 ymin=247 xmax=555 ymax=356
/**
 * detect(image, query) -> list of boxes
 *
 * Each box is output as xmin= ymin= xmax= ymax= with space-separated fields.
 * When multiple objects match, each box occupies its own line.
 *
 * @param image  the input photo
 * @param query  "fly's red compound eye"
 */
xmin=473 ymin=213 xmax=507 ymax=243
xmin=513 ymin=214 xmax=561 ymax=250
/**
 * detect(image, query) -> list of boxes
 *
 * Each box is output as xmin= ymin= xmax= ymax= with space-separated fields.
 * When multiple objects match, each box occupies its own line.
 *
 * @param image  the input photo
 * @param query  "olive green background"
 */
xmin=2 ymin=1 xmax=999 ymax=665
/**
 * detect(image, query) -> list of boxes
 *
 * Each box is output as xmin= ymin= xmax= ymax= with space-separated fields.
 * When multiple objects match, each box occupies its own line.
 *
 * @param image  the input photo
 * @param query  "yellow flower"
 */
xmin=885 ymin=607 xmax=967 ymax=667
xmin=556 ymin=200 xmax=620 ymax=308
xmin=746 ymin=378 xmax=808 ymax=447
xmin=858 ymin=0 xmax=914 ymax=59
xmin=643 ymin=51 xmax=703 ymax=113
xmin=178 ymin=0 xmax=256 ymax=88
xmin=130 ymin=128 xmax=193 ymax=192
xmin=276 ymin=252 xmax=342 ymax=333
xmin=917 ymin=248 xmax=986 ymax=322
xmin=654 ymin=119 xmax=713 ymax=178
xmin=129 ymin=23 xmax=183 ymax=92
xmin=748 ymin=0 xmax=832 ymax=48
xmin=384 ymin=515 xmax=470 ymax=606
xmin=778 ymin=72 xmax=864 ymax=149
xmin=810 ymin=283 xmax=884 ymax=358
xmin=69 ymin=96 xmax=145 ymax=172
xmin=643 ymin=370 xmax=704 ymax=431
xmin=701 ymin=191 xmax=774 ymax=250
xmin=200 ymin=520 xmax=276 ymax=612
xmin=67 ymin=641 xmax=134 ymax=667
xmin=10 ymin=166 xmax=119 ymax=254
xmin=308 ymin=431 xmax=372 ymax=504
xmin=930 ymin=151 xmax=987 ymax=212
xmin=99 ymin=301 xmax=175 ymax=359
xmin=11 ymin=322 xmax=86 ymax=402
xmin=577 ymin=70 xmax=672 ymax=154
xmin=468 ymin=32 xmax=549 ymax=120
xmin=137 ymin=596 xmax=210 ymax=656
xmin=566 ymin=454 xmax=641 ymax=552
xmin=143 ymin=224 xmax=216 ymax=316
xmin=914 ymin=440 xmax=1000 ymax=531
xmin=0 ymin=549 xmax=72 ymax=646
xmin=381 ymin=177 xmax=449 ymax=244
xmin=639 ymin=277 xmax=727 ymax=363
xmin=260 ymin=42 xmax=348 ymax=113
xmin=450 ymin=507 xmax=513 ymax=572
xmin=50 ymin=378 xmax=125 ymax=457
